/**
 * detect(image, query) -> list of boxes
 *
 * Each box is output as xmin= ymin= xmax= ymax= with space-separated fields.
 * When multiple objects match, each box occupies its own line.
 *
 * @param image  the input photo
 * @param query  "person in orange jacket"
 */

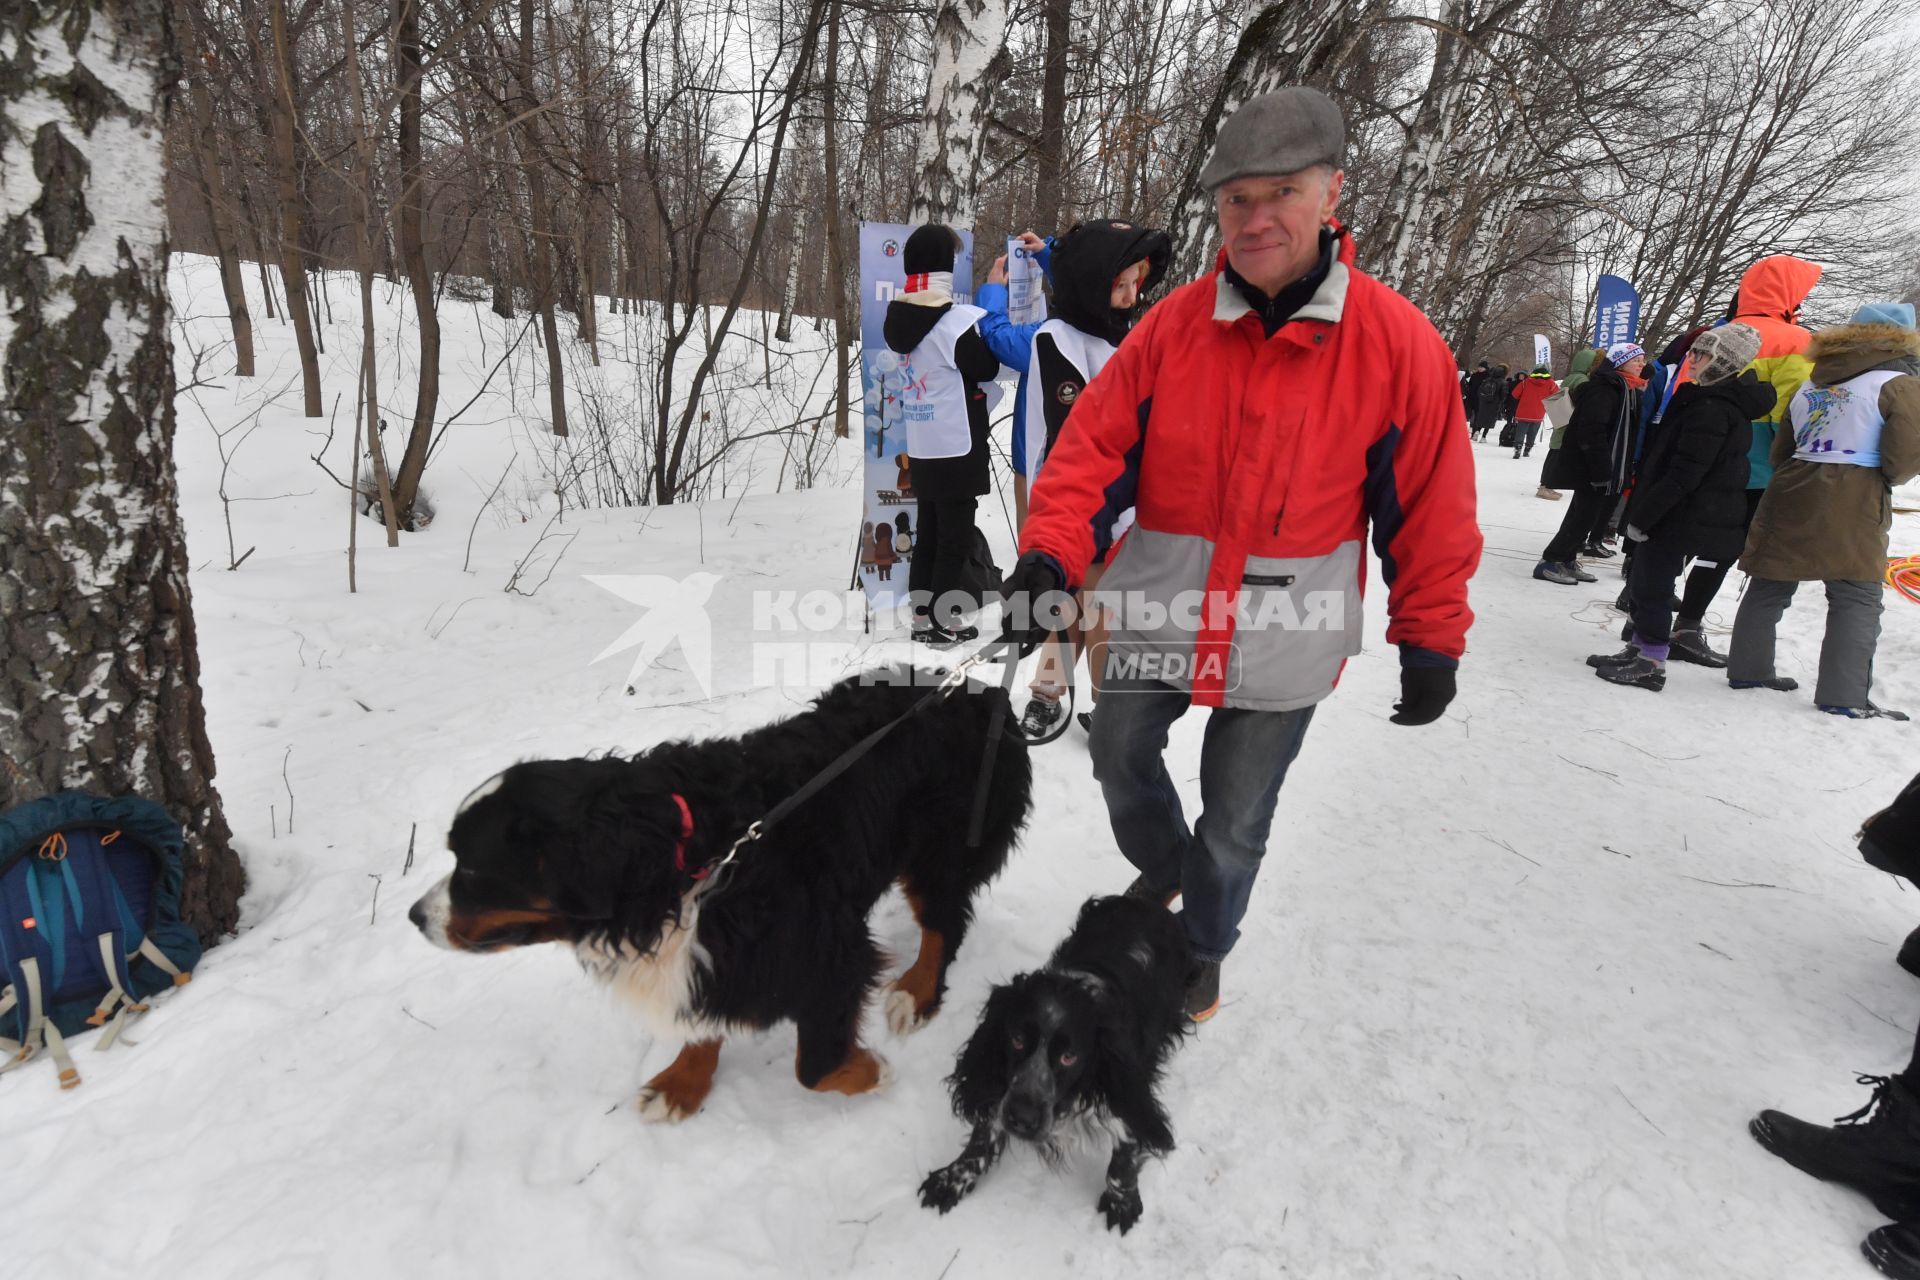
xmin=997 ymin=87 xmax=1481 ymax=1022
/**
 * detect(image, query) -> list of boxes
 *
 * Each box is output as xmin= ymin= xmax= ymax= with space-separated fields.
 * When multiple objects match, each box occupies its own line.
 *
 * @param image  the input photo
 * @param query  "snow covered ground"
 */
xmin=8 ymin=259 xmax=1920 ymax=1279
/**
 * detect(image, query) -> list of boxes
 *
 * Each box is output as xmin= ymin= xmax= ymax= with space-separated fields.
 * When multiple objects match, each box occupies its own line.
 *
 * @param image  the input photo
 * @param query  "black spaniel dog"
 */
xmin=919 ymin=895 xmax=1191 ymax=1234
xmin=410 ymin=667 xmax=1030 ymax=1120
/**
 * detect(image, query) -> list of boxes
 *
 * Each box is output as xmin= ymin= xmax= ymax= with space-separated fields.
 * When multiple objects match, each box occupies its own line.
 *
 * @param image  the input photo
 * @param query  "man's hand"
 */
xmin=1014 ymin=230 xmax=1046 ymax=253
xmin=999 ymin=552 xmax=1064 ymax=656
xmin=1391 ymin=667 xmax=1456 ymax=726
xmin=988 ymin=255 xmax=1009 ymax=286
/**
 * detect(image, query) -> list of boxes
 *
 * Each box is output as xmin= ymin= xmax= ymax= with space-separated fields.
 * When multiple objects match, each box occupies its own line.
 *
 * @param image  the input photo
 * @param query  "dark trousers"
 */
xmin=1087 ymin=678 xmax=1315 ymax=962
xmin=1513 ymin=421 xmax=1541 ymax=455
xmin=1543 ymin=486 xmax=1610 ymax=563
xmin=1627 ymin=532 xmax=1689 ymax=648
xmin=1678 ymin=489 xmax=1765 ymax=619
xmin=907 ymin=496 xmax=979 ymax=627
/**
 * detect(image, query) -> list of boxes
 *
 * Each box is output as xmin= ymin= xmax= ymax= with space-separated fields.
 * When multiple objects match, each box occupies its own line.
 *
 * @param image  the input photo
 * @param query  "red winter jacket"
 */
xmin=1510 ymin=374 xmax=1559 ymax=423
xmin=1019 ymin=226 xmax=1481 ymax=711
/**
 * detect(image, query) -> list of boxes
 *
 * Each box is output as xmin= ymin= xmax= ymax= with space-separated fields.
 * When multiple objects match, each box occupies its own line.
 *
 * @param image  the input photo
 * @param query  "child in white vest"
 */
xmin=884 ymin=225 xmax=1003 ymax=644
xmin=1017 ymin=219 xmax=1171 ymax=737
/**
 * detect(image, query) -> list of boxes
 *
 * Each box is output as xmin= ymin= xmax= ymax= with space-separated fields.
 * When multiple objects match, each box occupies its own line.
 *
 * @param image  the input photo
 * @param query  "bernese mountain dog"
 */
xmin=409 ymin=667 xmax=1031 ymax=1120
xmin=919 ymin=895 xmax=1191 ymax=1234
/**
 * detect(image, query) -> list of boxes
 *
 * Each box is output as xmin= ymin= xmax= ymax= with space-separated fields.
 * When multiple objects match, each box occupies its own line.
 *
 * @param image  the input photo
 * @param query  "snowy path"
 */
xmin=10 ymin=265 xmax=1920 ymax=1278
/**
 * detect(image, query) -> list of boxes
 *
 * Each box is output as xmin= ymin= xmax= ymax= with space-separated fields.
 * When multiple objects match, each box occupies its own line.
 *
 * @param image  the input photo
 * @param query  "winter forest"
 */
xmin=6 ymin=0 xmax=1920 ymax=1272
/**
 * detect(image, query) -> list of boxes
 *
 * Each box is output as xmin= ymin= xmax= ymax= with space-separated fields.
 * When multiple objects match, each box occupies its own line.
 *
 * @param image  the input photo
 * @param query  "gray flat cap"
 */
xmin=1199 ymin=87 xmax=1346 ymax=191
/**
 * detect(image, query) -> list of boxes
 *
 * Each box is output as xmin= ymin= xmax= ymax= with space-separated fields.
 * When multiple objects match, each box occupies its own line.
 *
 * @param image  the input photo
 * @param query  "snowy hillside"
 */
xmin=7 ymin=257 xmax=1920 ymax=1280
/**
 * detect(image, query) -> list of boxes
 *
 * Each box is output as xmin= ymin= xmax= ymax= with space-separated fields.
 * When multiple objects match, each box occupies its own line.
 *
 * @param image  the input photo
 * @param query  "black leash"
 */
xmin=693 ymin=634 xmax=1053 ymax=898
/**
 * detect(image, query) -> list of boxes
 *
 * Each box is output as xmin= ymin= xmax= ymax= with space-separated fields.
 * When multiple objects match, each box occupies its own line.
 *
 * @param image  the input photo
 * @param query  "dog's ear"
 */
xmin=1091 ymin=1020 xmax=1175 ymax=1154
xmin=948 ymin=978 xmax=1026 ymax=1123
xmin=532 ymin=765 xmax=679 ymax=923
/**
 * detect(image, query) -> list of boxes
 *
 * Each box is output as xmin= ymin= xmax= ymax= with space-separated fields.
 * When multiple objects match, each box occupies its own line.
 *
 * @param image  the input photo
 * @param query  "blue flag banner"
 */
xmin=856 ymin=222 xmax=974 ymax=608
xmin=1594 ymin=275 xmax=1641 ymax=348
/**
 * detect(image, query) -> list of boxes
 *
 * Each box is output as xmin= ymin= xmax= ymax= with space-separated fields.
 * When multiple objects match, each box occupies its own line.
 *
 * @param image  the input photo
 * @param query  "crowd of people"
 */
xmin=1460 ymin=258 xmax=1918 ymax=718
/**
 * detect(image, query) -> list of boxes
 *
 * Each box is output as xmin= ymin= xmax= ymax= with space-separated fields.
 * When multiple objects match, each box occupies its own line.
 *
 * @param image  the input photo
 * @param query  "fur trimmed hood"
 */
xmin=1808 ymin=321 xmax=1920 ymax=384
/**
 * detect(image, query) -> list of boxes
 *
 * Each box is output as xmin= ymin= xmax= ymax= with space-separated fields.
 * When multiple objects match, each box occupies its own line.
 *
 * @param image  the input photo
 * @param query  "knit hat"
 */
xmin=903 ymin=225 xmax=958 ymax=276
xmin=1687 ymin=323 xmax=1762 ymax=386
xmin=1604 ymin=341 xmax=1645 ymax=368
xmin=1852 ymin=302 xmax=1917 ymax=329
xmin=1199 ymin=87 xmax=1346 ymax=191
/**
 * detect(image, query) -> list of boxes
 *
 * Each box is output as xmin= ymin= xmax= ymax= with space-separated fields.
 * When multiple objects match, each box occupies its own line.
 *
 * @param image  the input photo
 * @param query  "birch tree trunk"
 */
xmin=908 ymin=0 xmax=1010 ymax=226
xmin=1 ymin=0 xmax=243 ymax=940
xmin=1166 ymin=0 xmax=1378 ymax=284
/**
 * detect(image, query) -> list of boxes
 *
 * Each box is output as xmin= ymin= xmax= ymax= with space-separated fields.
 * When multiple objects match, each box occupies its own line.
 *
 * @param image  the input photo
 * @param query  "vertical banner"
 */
xmin=856 ymin=222 xmax=974 ymax=609
xmin=1593 ymin=275 xmax=1641 ymax=348
xmin=1005 ymin=237 xmax=1048 ymax=325
xmin=1533 ymin=333 xmax=1552 ymax=369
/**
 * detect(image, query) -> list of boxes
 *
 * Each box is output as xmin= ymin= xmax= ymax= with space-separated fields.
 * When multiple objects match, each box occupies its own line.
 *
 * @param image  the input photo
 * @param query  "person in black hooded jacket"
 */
xmin=1015 ymin=218 xmax=1171 ymax=738
xmin=1533 ymin=343 xmax=1646 ymax=583
xmin=884 ymin=224 xmax=1002 ymax=643
xmin=1588 ymin=324 xmax=1771 ymax=690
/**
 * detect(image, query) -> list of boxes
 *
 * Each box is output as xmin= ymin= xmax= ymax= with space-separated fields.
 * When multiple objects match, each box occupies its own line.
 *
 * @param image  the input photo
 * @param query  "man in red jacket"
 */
xmin=1000 ymin=87 xmax=1481 ymax=1021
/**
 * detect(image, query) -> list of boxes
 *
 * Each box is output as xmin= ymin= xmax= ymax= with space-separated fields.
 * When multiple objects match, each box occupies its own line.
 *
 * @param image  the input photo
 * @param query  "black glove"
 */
xmin=999 ymin=552 xmax=1065 ymax=656
xmin=1391 ymin=666 xmax=1456 ymax=726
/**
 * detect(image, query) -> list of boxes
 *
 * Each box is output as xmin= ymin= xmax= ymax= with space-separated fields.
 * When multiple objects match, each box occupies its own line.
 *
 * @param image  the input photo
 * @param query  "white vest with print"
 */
xmin=899 ymin=304 xmax=986 ymax=460
xmin=1787 ymin=369 xmax=1902 ymax=467
xmin=1023 ymin=319 xmax=1134 ymax=543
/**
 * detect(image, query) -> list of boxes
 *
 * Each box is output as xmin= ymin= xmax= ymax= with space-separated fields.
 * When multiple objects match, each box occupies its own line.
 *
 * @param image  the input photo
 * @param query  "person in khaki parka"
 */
xmin=1727 ymin=302 xmax=1920 ymax=718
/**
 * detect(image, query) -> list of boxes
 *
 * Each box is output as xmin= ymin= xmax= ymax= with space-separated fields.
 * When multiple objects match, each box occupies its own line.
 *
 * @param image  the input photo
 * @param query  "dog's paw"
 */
xmin=1097 ymin=1184 xmax=1143 ymax=1235
xmin=885 ymin=987 xmax=931 ymax=1037
xmin=919 ymin=1165 xmax=973 ymax=1214
xmin=636 ymin=1086 xmax=700 ymax=1123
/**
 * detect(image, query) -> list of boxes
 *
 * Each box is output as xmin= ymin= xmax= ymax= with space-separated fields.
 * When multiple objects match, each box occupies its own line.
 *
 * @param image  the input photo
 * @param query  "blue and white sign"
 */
xmin=1005 ymin=237 xmax=1048 ymax=326
xmin=855 ymin=222 xmax=974 ymax=608
xmin=1594 ymin=275 xmax=1641 ymax=348
xmin=1533 ymin=333 xmax=1552 ymax=370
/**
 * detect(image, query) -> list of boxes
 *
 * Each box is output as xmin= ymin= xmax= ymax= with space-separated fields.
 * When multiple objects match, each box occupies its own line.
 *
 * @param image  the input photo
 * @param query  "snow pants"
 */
xmin=907 ymin=496 xmax=979 ymax=628
xmin=1728 ymin=576 xmax=1885 ymax=709
xmin=1087 ymin=677 xmax=1315 ymax=962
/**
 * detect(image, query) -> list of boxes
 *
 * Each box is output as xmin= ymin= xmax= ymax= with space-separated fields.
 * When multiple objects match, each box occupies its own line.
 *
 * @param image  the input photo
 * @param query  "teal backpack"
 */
xmin=0 ymin=792 xmax=202 ymax=1088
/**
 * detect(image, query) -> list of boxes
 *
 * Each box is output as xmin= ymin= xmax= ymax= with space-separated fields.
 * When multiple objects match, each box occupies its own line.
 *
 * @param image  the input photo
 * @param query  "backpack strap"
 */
xmin=136 ymin=937 xmax=190 ymax=987
xmin=0 ymin=957 xmax=79 ymax=1089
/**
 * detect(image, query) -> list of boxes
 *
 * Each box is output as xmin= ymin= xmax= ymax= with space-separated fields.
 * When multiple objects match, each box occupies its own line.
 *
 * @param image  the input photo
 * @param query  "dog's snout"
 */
xmin=408 ymin=898 xmax=427 ymax=929
xmin=1004 ymin=1093 xmax=1050 ymax=1138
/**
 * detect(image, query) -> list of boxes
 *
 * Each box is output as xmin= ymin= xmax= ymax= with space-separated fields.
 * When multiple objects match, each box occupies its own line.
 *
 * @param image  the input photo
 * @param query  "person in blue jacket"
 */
xmin=974 ymin=230 xmax=1053 ymax=526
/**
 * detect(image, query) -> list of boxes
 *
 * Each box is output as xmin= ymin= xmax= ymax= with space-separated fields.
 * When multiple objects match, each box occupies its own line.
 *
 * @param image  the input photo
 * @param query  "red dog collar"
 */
xmin=670 ymin=793 xmax=704 ymax=880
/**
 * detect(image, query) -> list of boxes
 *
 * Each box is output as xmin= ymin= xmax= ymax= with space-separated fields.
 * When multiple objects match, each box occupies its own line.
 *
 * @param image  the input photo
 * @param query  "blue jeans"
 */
xmin=1087 ymin=677 xmax=1316 ymax=962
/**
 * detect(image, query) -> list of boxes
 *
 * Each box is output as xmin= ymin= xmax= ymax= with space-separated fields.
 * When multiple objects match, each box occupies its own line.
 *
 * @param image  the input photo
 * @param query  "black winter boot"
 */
xmin=1019 ymin=696 xmax=1064 ymax=738
xmin=1586 ymin=645 xmax=1641 ymax=670
xmin=1185 ymin=959 xmax=1221 ymax=1022
xmin=1669 ymin=624 xmax=1729 ymax=668
xmin=1595 ymin=655 xmax=1666 ymax=691
xmin=1751 ymin=1075 xmax=1920 ymax=1219
xmin=1864 ymin=1220 xmax=1920 ymax=1280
